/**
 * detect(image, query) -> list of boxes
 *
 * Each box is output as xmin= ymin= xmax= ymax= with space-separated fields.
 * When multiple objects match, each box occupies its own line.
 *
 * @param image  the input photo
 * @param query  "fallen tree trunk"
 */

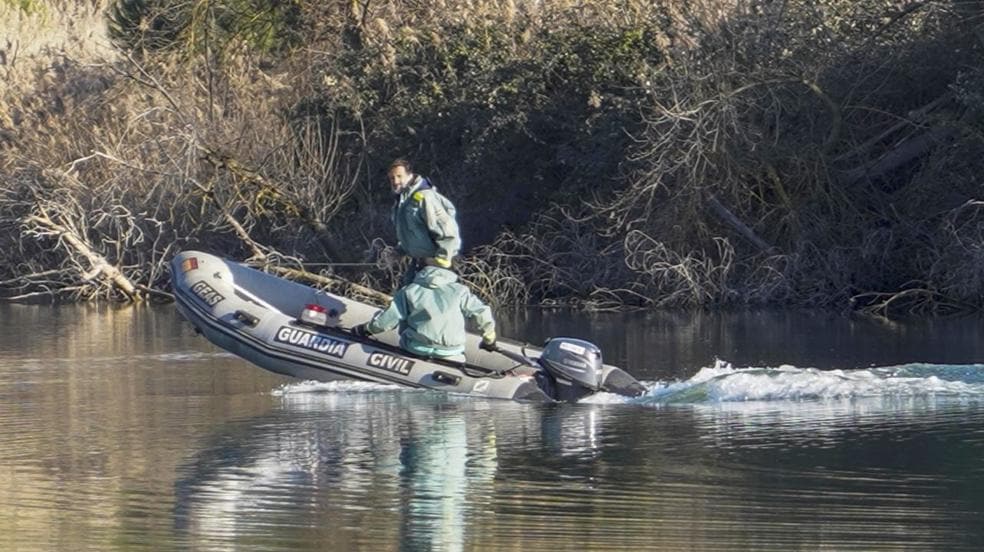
xmin=707 ymin=195 xmax=779 ymax=254
xmin=850 ymin=287 xmax=972 ymax=317
xmin=25 ymin=210 xmax=141 ymax=301
xmin=840 ymin=125 xmax=959 ymax=186
xmin=267 ymin=266 xmax=392 ymax=305
xmin=207 ymin=190 xmax=392 ymax=305
xmin=833 ymin=92 xmax=954 ymax=163
xmin=197 ymin=144 xmax=347 ymax=262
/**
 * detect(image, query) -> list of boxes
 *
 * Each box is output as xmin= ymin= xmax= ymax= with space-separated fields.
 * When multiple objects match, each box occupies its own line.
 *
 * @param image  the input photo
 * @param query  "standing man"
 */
xmin=388 ymin=158 xmax=461 ymax=284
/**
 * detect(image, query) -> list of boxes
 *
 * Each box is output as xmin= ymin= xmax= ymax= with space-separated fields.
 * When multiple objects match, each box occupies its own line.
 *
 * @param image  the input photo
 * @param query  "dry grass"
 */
xmin=0 ymin=1 xmax=982 ymax=313
xmin=0 ymin=1 xmax=114 ymax=59
xmin=0 ymin=0 xmax=366 ymax=300
xmin=1 ymin=0 xmax=116 ymax=131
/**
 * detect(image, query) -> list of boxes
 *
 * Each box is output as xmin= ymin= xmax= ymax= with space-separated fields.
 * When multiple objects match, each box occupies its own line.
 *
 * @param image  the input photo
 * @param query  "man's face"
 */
xmin=389 ymin=166 xmax=412 ymax=193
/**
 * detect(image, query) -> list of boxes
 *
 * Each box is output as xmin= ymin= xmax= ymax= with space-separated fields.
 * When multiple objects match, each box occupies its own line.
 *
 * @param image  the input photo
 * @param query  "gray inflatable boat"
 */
xmin=170 ymin=250 xmax=645 ymax=402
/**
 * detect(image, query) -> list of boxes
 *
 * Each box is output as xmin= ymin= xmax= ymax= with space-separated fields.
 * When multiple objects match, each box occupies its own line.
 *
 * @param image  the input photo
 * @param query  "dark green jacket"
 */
xmin=392 ymin=176 xmax=460 ymax=263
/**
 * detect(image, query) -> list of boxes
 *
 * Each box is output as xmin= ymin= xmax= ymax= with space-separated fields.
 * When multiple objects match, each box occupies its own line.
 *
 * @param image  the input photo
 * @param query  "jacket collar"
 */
xmin=398 ymin=175 xmax=429 ymax=202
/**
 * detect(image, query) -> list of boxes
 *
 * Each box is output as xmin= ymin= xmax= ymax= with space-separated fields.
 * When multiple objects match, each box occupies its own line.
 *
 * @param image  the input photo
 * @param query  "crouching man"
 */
xmin=351 ymin=264 xmax=497 ymax=362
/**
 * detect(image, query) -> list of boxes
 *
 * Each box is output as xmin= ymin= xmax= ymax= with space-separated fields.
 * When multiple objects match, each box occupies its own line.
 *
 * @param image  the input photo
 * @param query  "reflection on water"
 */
xmin=1 ymin=305 xmax=984 ymax=550
xmin=176 ymin=389 xmax=638 ymax=551
xmin=174 ymin=389 xmax=506 ymax=551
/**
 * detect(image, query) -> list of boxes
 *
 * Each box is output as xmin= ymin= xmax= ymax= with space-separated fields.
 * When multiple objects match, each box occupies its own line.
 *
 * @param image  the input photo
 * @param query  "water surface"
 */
xmin=1 ymin=304 xmax=984 ymax=550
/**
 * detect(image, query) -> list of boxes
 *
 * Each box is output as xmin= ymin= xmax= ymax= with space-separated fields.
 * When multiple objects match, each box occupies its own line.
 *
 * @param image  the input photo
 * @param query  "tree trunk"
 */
xmin=25 ymin=212 xmax=141 ymax=300
xmin=706 ymin=195 xmax=779 ymax=254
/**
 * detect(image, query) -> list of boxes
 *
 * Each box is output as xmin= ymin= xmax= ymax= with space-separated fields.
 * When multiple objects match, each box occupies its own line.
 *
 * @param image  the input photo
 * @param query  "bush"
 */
xmin=107 ymin=0 xmax=302 ymax=56
xmin=3 ymin=0 xmax=984 ymax=312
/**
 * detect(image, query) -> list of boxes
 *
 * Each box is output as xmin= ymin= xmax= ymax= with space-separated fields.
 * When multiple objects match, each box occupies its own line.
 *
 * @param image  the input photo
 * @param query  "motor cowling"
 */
xmin=538 ymin=338 xmax=604 ymax=399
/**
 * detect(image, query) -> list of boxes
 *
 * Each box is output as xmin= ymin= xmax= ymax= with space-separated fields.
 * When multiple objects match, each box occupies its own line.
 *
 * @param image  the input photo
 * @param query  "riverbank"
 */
xmin=2 ymin=1 xmax=983 ymax=316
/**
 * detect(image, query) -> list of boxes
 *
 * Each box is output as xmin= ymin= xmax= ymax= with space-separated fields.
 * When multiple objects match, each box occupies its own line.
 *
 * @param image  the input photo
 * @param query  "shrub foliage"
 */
xmin=1 ymin=0 xmax=983 ymax=316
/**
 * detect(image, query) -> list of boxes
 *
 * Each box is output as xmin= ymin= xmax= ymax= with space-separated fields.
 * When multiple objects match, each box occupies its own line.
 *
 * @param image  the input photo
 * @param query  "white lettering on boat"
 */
xmin=366 ymin=352 xmax=414 ymax=376
xmin=190 ymin=280 xmax=225 ymax=307
xmin=274 ymin=326 xmax=350 ymax=358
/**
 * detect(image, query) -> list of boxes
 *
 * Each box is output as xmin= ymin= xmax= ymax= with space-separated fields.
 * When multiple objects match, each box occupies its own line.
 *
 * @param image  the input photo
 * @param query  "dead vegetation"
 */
xmin=0 ymin=0 xmax=983 ymax=318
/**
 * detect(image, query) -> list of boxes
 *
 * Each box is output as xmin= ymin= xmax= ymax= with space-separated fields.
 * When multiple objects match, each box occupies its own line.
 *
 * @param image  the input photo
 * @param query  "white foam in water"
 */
xmin=606 ymin=360 xmax=984 ymax=406
xmin=269 ymin=360 xmax=984 ymax=405
xmin=271 ymin=380 xmax=404 ymax=397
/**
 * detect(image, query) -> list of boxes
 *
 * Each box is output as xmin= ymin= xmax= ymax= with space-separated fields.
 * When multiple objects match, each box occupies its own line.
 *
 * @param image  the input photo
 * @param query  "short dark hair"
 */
xmin=389 ymin=158 xmax=412 ymax=173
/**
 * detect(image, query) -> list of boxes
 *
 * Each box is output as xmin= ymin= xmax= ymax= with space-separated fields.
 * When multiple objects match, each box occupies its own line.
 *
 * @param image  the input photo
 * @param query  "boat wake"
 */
xmin=583 ymin=360 xmax=984 ymax=406
xmin=272 ymin=360 xmax=984 ymax=406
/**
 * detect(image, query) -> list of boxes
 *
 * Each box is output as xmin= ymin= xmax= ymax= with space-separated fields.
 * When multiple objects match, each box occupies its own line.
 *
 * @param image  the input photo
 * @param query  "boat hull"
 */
xmin=171 ymin=251 xmax=551 ymax=401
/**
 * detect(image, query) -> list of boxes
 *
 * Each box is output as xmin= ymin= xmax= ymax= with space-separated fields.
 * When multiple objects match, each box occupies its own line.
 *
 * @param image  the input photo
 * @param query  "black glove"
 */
xmin=351 ymin=324 xmax=372 ymax=338
xmin=479 ymin=338 xmax=497 ymax=352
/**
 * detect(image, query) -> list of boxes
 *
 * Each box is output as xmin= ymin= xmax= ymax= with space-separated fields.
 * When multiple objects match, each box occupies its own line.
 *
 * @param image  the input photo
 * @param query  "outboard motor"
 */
xmin=537 ymin=338 xmax=605 ymax=402
xmin=537 ymin=337 xmax=648 ymax=401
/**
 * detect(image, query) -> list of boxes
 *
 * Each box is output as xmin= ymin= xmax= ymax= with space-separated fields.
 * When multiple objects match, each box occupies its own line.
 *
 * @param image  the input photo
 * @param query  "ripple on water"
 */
xmin=3 ymin=306 xmax=984 ymax=551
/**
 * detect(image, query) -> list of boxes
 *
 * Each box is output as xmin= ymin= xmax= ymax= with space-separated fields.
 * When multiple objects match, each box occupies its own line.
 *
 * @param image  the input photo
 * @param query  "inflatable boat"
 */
xmin=170 ymin=250 xmax=646 ymax=402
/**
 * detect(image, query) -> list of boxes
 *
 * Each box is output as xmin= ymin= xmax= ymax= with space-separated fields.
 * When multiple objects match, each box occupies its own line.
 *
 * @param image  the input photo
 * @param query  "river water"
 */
xmin=1 ymin=304 xmax=984 ymax=551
